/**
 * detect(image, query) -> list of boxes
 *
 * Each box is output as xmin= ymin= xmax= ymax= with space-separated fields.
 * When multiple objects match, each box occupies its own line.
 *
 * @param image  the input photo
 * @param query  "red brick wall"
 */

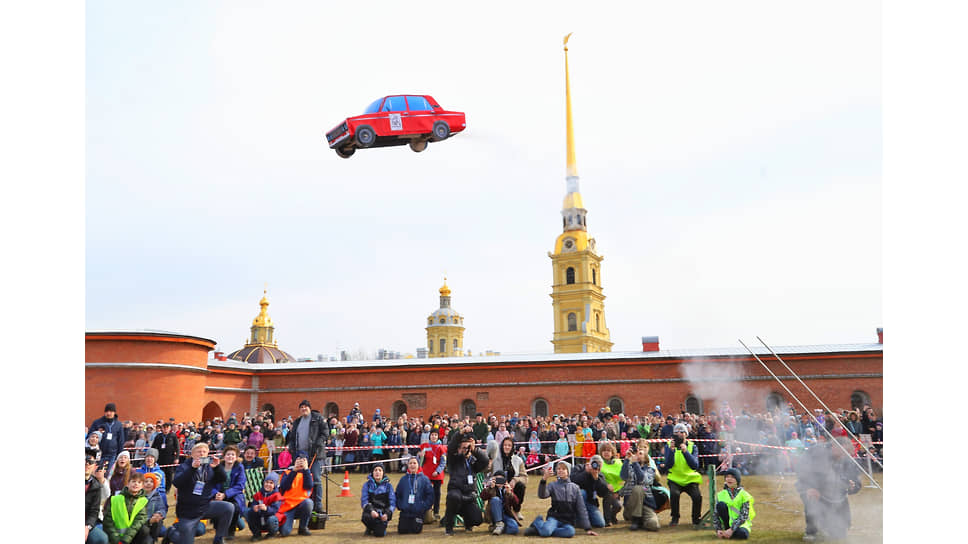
xmin=85 ymin=333 xmax=882 ymax=424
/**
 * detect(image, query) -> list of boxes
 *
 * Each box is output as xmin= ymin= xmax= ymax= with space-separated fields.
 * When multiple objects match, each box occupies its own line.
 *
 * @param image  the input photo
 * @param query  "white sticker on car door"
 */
xmin=389 ymin=113 xmax=403 ymax=131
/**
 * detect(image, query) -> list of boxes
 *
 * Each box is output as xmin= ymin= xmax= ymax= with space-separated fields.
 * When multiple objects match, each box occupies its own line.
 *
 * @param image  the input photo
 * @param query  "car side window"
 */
xmin=406 ymin=96 xmax=432 ymax=111
xmin=383 ymin=96 xmax=407 ymax=112
xmin=363 ymin=98 xmax=384 ymax=114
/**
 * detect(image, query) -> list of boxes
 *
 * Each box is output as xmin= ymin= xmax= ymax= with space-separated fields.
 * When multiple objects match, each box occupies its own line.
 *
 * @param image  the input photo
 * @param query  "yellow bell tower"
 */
xmin=426 ymin=278 xmax=466 ymax=358
xmin=549 ymin=33 xmax=612 ymax=354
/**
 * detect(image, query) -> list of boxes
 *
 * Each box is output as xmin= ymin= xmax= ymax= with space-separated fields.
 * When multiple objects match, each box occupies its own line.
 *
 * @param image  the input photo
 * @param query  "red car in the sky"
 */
xmin=325 ymin=94 xmax=466 ymax=158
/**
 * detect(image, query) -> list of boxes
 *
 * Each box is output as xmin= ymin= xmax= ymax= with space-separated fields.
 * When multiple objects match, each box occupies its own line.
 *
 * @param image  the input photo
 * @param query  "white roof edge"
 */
xmin=208 ymin=343 xmax=882 ymax=371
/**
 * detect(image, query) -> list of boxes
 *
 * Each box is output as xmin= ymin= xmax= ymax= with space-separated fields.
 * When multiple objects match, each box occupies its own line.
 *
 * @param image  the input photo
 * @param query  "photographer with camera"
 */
xmin=442 ymin=427 xmax=488 ymax=535
xmin=661 ymin=423 xmax=703 ymax=527
xmin=164 ymin=442 xmax=232 ymax=544
xmin=481 ymin=471 xmax=520 ymax=535
xmin=620 ymin=444 xmax=662 ymax=531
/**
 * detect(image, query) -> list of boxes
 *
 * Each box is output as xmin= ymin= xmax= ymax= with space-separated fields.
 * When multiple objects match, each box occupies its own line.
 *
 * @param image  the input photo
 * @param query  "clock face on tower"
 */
xmin=563 ymin=238 xmax=575 ymax=252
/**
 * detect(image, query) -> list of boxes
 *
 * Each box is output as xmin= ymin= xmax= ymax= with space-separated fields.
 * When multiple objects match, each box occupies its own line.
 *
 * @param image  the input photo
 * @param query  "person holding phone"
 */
xmin=523 ymin=461 xmax=598 ymax=537
xmin=163 ymin=442 xmax=232 ymax=544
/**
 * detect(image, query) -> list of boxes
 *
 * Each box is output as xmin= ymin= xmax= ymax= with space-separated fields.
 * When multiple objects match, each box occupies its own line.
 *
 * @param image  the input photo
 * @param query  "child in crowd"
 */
xmin=102 ymin=471 xmax=149 ymax=544
xmin=714 ymin=468 xmax=755 ymax=540
xmin=246 ymin=471 xmax=283 ymax=540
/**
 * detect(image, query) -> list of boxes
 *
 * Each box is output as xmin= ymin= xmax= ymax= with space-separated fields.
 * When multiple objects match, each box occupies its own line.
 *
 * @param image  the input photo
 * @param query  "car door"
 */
xmin=380 ymin=95 xmax=409 ymax=135
xmin=405 ymin=95 xmax=435 ymax=135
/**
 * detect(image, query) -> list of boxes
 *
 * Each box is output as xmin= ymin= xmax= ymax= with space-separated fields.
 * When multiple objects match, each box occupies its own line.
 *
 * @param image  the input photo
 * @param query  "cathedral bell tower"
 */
xmin=549 ymin=33 xmax=612 ymax=353
xmin=425 ymin=278 xmax=466 ymax=358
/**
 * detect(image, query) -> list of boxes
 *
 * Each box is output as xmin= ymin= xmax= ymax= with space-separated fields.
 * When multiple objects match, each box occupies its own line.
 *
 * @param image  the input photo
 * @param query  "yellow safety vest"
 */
xmin=599 ymin=459 xmax=624 ymax=492
xmin=666 ymin=440 xmax=703 ymax=486
xmin=716 ymin=487 xmax=754 ymax=531
xmin=110 ymin=493 xmax=148 ymax=530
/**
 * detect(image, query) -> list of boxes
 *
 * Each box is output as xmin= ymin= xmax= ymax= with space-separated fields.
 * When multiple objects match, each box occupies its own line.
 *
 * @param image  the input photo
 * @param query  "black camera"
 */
xmin=673 ymin=435 xmax=684 ymax=448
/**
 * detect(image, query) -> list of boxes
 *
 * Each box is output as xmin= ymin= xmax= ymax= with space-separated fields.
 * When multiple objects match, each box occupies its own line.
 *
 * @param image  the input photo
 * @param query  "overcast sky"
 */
xmin=85 ymin=1 xmax=882 ymax=359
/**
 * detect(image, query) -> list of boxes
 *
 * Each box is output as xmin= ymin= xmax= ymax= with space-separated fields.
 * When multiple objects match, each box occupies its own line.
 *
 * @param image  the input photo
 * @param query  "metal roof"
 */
xmin=207 ymin=342 xmax=882 ymax=372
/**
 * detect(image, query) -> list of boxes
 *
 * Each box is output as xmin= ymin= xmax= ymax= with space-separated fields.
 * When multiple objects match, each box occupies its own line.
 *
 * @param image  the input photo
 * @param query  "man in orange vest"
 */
xmin=275 ymin=451 xmax=314 ymax=536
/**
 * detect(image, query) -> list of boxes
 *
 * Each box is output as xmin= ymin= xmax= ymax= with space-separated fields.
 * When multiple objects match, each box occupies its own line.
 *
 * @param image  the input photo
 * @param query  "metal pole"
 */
xmin=756 ymin=336 xmax=884 ymax=470
xmin=738 ymin=339 xmax=881 ymax=490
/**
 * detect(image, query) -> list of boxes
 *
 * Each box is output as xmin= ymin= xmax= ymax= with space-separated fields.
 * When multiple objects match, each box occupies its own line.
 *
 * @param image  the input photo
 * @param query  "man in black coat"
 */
xmin=442 ymin=427 xmax=489 ymax=535
xmin=151 ymin=422 xmax=180 ymax=492
xmin=286 ymin=399 xmax=329 ymax=512
xmin=88 ymin=402 xmax=125 ymax=466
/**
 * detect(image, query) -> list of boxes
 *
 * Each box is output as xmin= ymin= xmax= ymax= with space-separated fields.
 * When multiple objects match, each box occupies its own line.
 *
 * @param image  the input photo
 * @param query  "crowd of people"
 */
xmin=85 ymin=399 xmax=882 ymax=542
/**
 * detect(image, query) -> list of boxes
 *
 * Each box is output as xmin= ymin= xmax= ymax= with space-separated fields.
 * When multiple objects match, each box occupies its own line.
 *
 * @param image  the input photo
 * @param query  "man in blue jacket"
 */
xmin=395 ymin=457 xmax=434 ymax=534
xmin=163 ymin=443 xmax=233 ymax=544
xmin=89 ymin=403 xmax=126 ymax=466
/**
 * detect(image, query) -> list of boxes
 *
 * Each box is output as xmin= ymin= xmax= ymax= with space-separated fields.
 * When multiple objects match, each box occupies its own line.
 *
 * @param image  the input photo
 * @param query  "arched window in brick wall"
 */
xmin=532 ymin=398 xmax=549 ymax=418
xmin=608 ymin=397 xmax=624 ymax=415
xmin=765 ymin=393 xmax=784 ymax=413
xmin=685 ymin=395 xmax=702 ymax=415
xmin=325 ymin=402 xmax=339 ymax=419
xmin=850 ymin=391 xmax=871 ymax=411
xmin=460 ymin=399 xmax=476 ymax=419
xmin=392 ymin=400 xmax=407 ymax=420
xmin=202 ymin=401 xmax=223 ymax=422
xmin=261 ymin=403 xmax=275 ymax=418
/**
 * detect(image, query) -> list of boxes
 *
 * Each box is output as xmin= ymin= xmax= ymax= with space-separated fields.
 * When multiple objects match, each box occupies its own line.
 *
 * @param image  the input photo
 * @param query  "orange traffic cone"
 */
xmin=339 ymin=470 xmax=354 ymax=497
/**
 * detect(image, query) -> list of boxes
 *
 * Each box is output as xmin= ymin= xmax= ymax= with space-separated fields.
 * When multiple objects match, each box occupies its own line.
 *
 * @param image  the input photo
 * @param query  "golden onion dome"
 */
xmin=439 ymin=279 xmax=451 ymax=297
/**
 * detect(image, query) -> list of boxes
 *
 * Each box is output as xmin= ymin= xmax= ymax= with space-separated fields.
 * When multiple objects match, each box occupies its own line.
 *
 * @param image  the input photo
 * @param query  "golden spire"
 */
xmin=439 ymin=277 xmax=451 ymax=297
xmin=252 ymin=288 xmax=273 ymax=327
xmin=562 ymin=32 xmax=584 ymax=210
xmin=564 ymin=32 xmax=577 ymax=180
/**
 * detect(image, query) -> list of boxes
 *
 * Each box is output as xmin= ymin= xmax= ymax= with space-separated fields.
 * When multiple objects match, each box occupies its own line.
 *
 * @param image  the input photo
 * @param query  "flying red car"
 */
xmin=325 ymin=94 xmax=466 ymax=158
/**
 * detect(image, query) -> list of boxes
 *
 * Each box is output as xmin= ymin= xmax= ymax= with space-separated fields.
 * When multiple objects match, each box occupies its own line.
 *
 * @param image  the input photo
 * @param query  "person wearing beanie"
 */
xmin=481 ymin=470 xmax=520 ymax=535
xmin=361 ymin=463 xmax=396 ymax=536
xmin=246 ymin=471 xmax=283 ymax=540
xmin=417 ymin=428 xmax=447 ymax=522
xmin=660 ymin=423 xmax=703 ymax=527
xmin=714 ymin=468 xmax=754 ymax=539
xmin=286 ymin=399 xmax=329 ymax=513
xmin=441 ymin=427 xmax=488 ymax=535
xmin=151 ymin=422 xmax=179 ymax=493
xmin=89 ymin=402 xmax=126 ymax=466
xmin=142 ymin=471 xmax=171 ymax=541
xmin=276 ymin=451 xmax=314 ymax=537
xmin=396 ymin=457 xmax=435 ymax=534
xmin=136 ymin=447 xmax=167 ymax=492
xmin=165 ymin=442 xmax=232 ymax=544
xmin=523 ymin=461 xmax=597 ymax=537
xmin=568 ymin=454 xmax=613 ymax=530
xmin=619 ymin=444 xmax=661 ymax=532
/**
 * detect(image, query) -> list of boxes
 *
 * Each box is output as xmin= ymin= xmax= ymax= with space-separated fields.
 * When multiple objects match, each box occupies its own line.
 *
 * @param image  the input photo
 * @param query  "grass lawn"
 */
xmin=165 ymin=470 xmax=883 ymax=543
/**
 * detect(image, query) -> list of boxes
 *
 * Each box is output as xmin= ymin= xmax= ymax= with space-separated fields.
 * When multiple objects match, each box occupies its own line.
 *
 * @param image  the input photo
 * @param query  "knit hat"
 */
xmin=143 ymin=472 xmax=161 ymax=488
xmin=723 ymin=468 xmax=742 ymax=486
xmin=372 ymin=463 xmax=386 ymax=475
xmin=264 ymin=471 xmax=281 ymax=485
xmin=144 ymin=448 xmax=159 ymax=460
xmin=116 ymin=450 xmax=131 ymax=461
xmin=299 ymin=399 xmax=312 ymax=408
xmin=295 ymin=450 xmax=309 ymax=460
xmin=673 ymin=423 xmax=689 ymax=434
xmin=104 ymin=403 xmax=117 ymax=413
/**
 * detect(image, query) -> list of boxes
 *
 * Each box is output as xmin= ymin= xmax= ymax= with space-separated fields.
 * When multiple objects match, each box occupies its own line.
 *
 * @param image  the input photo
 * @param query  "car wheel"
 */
xmin=335 ymin=146 xmax=355 ymax=159
xmin=409 ymin=140 xmax=428 ymax=153
xmin=431 ymin=121 xmax=450 ymax=142
xmin=356 ymin=126 xmax=376 ymax=148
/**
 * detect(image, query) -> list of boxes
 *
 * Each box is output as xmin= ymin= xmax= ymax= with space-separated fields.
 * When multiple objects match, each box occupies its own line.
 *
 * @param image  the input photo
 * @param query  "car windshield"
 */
xmin=362 ymin=97 xmax=384 ymax=114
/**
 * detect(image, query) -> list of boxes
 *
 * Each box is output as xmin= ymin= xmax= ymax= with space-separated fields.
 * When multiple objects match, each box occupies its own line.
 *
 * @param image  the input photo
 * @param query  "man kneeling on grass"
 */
xmin=714 ymin=468 xmax=754 ymax=540
xmin=523 ymin=461 xmax=598 ymax=538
